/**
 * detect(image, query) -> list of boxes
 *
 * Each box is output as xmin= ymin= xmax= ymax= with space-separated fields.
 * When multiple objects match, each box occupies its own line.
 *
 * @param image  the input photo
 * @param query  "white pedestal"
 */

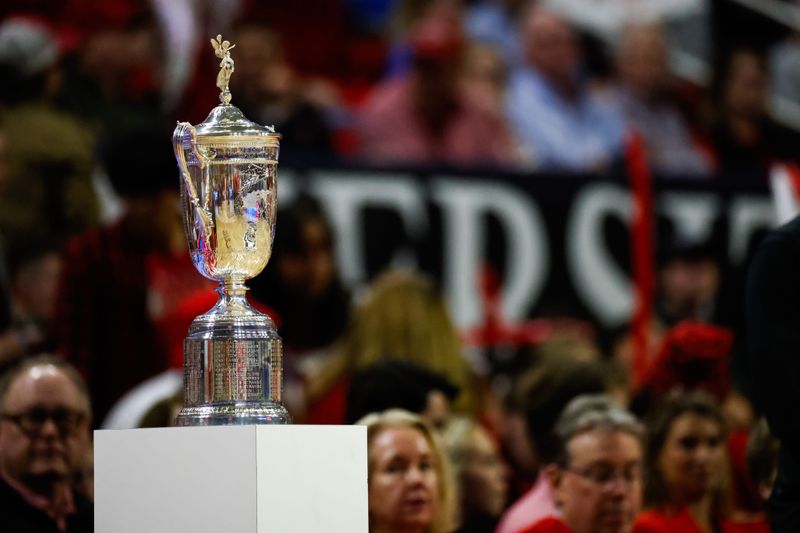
xmin=94 ymin=425 xmax=368 ymax=533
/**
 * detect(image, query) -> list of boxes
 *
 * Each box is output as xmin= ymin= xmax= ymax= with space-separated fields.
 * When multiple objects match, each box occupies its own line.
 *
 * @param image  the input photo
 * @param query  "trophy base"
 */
xmin=175 ymin=402 xmax=292 ymax=426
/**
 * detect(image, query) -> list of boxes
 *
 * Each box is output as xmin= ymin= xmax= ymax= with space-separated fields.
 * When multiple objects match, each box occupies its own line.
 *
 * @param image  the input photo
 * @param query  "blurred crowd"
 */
xmin=0 ymin=0 xmax=797 ymax=532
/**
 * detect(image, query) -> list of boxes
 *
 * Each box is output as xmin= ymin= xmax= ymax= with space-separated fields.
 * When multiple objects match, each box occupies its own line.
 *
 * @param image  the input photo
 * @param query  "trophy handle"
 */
xmin=173 ymin=122 xmax=213 ymax=250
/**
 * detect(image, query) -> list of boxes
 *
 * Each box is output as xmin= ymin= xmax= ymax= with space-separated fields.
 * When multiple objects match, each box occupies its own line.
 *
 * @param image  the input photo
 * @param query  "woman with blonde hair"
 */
xmin=359 ymin=409 xmax=457 ymax=533
xmin=306 ymin=267 xmax=476 ymax=423
xmin=443 ymin=416 xmax=508 ymax=533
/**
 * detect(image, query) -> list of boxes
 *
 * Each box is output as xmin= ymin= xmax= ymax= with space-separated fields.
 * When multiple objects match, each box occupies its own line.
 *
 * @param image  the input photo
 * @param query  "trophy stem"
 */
xmin=221 ymin=276 xmax=248 ymax=299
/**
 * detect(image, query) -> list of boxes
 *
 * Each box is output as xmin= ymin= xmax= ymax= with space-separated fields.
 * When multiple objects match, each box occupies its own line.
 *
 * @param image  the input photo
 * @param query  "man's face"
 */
xmin=522 ymin=9 xmax=579 ymax=86
xmin=552 ymin=429 xmax=643 ymax=533
xmin=0 ymin=365 xmax=90 ymax=487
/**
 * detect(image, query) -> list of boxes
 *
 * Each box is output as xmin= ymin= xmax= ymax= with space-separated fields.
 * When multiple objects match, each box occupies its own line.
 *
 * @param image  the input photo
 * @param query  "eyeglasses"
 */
xmin=1 ymin=409 xmax=87 ymax=436
xmin=564 ymin=463 xmax=642 ymax=489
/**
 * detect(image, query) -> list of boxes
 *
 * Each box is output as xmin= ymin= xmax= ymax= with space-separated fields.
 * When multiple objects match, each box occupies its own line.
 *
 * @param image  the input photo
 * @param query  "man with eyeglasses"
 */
xmin=0 ymin=355 xmax=93 ymax=532
xmin=520 ymin=395 xmax=644 ymax=533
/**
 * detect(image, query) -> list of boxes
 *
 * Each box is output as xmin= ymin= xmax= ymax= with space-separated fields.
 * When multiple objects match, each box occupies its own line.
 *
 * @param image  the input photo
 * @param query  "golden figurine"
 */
xmin=211 ymin=34 xmax=235 ymax=105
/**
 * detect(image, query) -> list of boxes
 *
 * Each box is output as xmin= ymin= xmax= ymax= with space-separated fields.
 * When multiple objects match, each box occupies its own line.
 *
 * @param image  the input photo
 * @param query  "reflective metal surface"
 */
xmin=172 ymin=35 xmax=289 ymax=426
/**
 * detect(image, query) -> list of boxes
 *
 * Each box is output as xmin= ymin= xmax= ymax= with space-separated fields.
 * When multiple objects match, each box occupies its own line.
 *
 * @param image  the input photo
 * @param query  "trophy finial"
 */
xmin=211 ymin=34 xmax=236 ymax=105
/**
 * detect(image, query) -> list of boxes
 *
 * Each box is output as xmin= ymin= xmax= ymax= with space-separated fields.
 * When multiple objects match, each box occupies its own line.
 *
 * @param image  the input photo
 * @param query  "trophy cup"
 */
xmin=172 ymin=35 xmax=290 ymax=425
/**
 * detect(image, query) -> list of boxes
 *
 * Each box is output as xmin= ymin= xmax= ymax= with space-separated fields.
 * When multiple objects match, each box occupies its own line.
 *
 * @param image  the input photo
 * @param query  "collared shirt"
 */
xmin=505 ymin=66 xmax=625 ymax=171
xmin=357 ymin=77 xmax=517 ymax=167
xmin=496 ymin=475 xmax=558 ymax=533
xmin=2 ymin=474 xmax=75 ymax=533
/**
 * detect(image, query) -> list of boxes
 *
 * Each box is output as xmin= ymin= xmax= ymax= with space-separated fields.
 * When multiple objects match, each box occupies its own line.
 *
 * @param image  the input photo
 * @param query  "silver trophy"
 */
xmin=172 ymin=35 xmax=290 ymax=425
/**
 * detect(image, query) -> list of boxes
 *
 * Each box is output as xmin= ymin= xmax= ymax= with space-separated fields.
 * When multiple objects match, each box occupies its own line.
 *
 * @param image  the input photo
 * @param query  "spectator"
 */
xmin=359 ymin=409 xmax=457 ymax=533
xmin=0 ymin=17 xmax=99 ymax=256
xmin=0 ymin=241 xmax=62 ymax=370
xmin=497 ymin=356 xmax=608 ymax=533
xmin=305 ymin=267 xmax=476 ymax=423
xmin=0 ymin=355 xmax=94 ymax=533
xmin=611 ymin=23 xmax=711 ymax=176
xmin=613 ymin=241 xmax=724 ymax=379
xmin=54 ymin=128 xmax=212 ymax=424
xmin=633 ymin=390 xmax=766 ymax=532
xmin=505 ymin=5 xmax=625 ymax=171
xmin=346 ymin=358 xmax=459 ymax=429
xmin=248 ymin=193 xmax=350 ymax=420
xmin=630 ymin=320 xmax=732 ymax=416
xmin=249 ymin=193 xmax=350 ymax=356
xmin=383 ymin=0 xmax=455 ymax=78
xmin=443 ymin=416 xmax=509 ymax=533
xmin=711 ymin=49 xmax=800 ymax=182
xmin=519 ymin=394 xmax=644 ymax=533
xmin=55 ymin=7 xmax=163 ymax=138
xmin=459 ymin=42 xmax=513 ymax=127
xmin=230 ymin=23 xmax=336 ymax=164
xmin=357 ymin=7 xmax=517 ymax=167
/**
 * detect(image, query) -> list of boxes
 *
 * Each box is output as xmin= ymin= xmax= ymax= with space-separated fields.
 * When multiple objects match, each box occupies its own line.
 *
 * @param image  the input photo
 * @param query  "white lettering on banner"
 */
xmin=728 ymin=196 xmax=775 ymax=265
xmin=279 ymin=168 xmax=776 ymax=329
xmin=567 ymin=183 xmax=633 ymax=328
xmin=432 ymin=178 xmax=548 ymax=327
xmin=310 ymin=172 xmax=427 ymax=286
xmin=659 ymin=193 xmax=720 ymax=243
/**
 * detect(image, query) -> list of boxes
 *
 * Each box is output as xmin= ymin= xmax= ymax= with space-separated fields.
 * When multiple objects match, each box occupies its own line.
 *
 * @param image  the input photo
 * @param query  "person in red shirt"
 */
xmin=521 ymin=394 xmax=644 ymax=533
xmin=633 ymin=391 xmax=768 ymax=533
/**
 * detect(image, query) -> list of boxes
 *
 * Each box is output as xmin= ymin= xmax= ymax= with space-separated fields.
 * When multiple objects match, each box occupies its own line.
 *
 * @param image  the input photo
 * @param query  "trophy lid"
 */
xmin=192 ymin=35 xmax=280 ymax=145
xmin=194 ymin=104 xmax=279 ymax=141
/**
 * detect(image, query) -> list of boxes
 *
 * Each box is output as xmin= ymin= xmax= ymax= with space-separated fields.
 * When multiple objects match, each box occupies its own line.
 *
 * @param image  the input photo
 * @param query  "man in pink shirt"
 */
xmin=497 ymin=357 xmax=607 ymax=533
xmin=357 ymin=7 xmax=517 ymax=167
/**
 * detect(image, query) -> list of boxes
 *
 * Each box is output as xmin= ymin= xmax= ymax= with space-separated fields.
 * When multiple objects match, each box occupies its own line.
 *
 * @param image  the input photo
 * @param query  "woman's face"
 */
xmin=461 ymin=427 xmax=508 ymax=517
xmin=369 ymin=426 xmax=440 ymax=532
xmin=657 ymin=412 xmax=724 ymax=503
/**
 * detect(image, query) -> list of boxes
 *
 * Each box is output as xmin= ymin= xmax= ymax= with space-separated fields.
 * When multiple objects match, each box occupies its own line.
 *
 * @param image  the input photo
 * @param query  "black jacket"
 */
xmin=746 ymin=213 xmax=800 ymax=530
xmin=0 ymin=477 xmax=93 ymax=533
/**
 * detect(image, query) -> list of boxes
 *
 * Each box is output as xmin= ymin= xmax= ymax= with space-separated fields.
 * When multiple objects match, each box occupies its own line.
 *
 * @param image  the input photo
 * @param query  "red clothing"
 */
xmin=357 ymin=77 xmax=516 ymax=166
xmin=518 ymin=517 xmax=573 ymax=533
xmin=55 ymin=218 xmax=209 ymax=423
xmin=633 ymin=508 xmax=769 ymax=533
xmin=633 ymin=509 xmax=705 ymax=533
xmin=723 ymin=519 xmax=770 ymax=533
xmin=304 ymin=372 xmax=349 ymax=425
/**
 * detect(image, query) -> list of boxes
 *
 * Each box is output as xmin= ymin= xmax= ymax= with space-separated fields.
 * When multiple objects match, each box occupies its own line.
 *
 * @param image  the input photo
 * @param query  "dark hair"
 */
xmin=712 ymin=48 xmax=766 ymax=102
xmin=0 ymin=354 xmax=91 ymax=417
xmin=5 ymin=237 xmax=61 ymax=281
xmin=346 ymin=357 xmax=459 ymax=424
xmin=100 ymin=127 xmax=176 ymax=198
xmin=273 ymin=193 xmax=332 ymax=257
xmin=644 ymin=390 xmax=727 ymax=507
xmin=512 ymin=356 xmax=607 ymax=464
xmin=554 ymin=394 xmax=643 ymax=467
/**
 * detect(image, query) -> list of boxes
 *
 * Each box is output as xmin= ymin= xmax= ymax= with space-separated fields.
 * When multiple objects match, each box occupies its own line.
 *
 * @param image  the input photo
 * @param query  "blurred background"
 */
xmin=0 ymin=0 xmax=796 ymax=524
